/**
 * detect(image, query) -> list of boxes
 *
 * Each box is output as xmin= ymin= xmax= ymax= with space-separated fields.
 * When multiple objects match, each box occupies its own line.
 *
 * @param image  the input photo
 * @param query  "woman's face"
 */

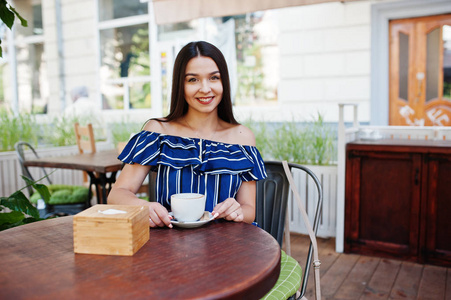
xmin=184 ymin=56 xmax=223 ymax=115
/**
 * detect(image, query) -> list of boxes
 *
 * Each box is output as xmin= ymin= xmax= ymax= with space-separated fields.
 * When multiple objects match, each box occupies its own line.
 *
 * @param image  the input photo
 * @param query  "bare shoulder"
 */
xmin=222 ymin=124 xmax=256 ymax=146
xmin=142 ymin=118 xmax=170 ymax=134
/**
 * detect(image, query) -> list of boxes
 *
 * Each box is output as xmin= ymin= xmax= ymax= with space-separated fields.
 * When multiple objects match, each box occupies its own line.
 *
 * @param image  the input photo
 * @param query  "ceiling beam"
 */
xmin=152 ymin=0 xmax=363 ymax=24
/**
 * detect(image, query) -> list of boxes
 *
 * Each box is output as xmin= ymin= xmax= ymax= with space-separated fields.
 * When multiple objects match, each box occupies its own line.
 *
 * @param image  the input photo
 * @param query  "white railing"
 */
xmin=287 ymin=165 xmax=337 ymax=238
xmin=335 ymin=103 xmax=451 ymax=253
xmin=0 ymin=142 xmax=114 ymax=197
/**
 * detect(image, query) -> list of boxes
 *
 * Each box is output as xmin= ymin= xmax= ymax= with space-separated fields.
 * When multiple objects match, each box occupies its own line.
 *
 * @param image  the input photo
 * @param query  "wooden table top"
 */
xmin=23 ymin=149 xmax=123 ymax=173
xmin=0 ymin=216 xmax=280 ymax=300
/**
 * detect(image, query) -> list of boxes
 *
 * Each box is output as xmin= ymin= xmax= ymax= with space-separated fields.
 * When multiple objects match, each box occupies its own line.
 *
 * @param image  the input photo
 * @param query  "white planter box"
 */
xmin=287 ymin=165 xmax=337 ymax=238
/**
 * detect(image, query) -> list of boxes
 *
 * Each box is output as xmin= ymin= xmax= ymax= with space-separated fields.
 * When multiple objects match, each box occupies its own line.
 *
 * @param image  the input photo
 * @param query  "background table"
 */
xmin=23 ymin=149 xmax=123 ymax=203
xmin=0 ymin=216 xmax=280 ymax=299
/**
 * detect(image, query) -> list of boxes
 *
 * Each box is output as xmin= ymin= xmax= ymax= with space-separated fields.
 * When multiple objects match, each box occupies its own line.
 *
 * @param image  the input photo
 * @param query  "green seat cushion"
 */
xmin=49 ymin=187 xmax=88 ymax=205
xmin=29 ymin=185 xmax=89 ymax=205
xmin=261 ymin=250 xmax=302 ymax=300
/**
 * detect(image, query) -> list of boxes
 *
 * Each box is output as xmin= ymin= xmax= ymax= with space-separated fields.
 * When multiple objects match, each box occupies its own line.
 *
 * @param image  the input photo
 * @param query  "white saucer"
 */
xmin=169 ymin=211 xmax=214 ymax=228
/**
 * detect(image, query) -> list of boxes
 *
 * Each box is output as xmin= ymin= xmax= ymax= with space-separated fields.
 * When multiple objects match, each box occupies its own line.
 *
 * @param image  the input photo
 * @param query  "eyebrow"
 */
xmin=185 ymin=71 xmax=220 ymax=77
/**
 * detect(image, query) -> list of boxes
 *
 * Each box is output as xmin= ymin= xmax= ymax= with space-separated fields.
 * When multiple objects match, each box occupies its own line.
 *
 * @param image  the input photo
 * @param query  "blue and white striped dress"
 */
xmin=118 ymin=131 xmax=267 ymax=212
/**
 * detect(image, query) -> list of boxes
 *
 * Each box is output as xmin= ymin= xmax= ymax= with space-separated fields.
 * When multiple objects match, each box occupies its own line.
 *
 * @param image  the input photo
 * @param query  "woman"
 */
xmin=108 ymin=41 xmax=266 ymax=228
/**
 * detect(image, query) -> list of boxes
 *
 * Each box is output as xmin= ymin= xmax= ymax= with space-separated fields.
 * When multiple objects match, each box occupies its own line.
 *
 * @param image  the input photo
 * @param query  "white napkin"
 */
xmin=98 ymin=209 xmax=127 ymax=215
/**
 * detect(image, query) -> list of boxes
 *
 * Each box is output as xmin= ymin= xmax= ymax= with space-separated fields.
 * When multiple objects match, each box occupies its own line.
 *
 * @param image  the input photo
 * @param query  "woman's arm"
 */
xmin=108 ymin=117 xmax=173 ymax=228
xmin=211 ymin=123 xmax=259 ymax=224
xmin=211 ymin=180 xmax=256 ymax=224
xmin=108 ymin=163 xmax=150 ymax=204
xmin=108 ymin=163 xmax=173 ymax=228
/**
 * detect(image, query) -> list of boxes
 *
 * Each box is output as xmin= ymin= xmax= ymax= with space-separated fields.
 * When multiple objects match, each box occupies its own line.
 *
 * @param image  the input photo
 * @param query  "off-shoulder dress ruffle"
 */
xmin=118 ymin=131 xmax=267 ymax=210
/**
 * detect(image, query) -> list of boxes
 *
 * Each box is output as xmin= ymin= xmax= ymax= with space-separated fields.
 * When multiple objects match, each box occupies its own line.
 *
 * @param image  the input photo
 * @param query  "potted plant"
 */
xmin=0 ymin=176 xmax=51 ymax=231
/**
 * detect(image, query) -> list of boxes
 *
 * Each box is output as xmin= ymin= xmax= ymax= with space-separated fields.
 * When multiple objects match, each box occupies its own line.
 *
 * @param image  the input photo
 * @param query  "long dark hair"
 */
xmin=162 ymin=41 xmax=238 ymax=124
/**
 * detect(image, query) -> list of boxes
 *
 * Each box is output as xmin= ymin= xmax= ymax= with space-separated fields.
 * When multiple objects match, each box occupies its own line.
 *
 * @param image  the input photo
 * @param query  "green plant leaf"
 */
xmin=0 ymin=210 xmax=25 ymax=226
xmin=1 ymin=191 xmax=41 ymax=219
xmin=8 ymin=6 xmax=27 ymax=27
xmin=22 ymin=176 xmax=51 ymax=203
xmin=0 ymin=1 xmax=15 ymax=29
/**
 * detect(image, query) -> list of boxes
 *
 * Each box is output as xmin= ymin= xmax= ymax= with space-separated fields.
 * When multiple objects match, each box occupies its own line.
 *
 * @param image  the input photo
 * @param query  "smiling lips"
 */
xmin=197 ymin=96 xmax=215 ymax=104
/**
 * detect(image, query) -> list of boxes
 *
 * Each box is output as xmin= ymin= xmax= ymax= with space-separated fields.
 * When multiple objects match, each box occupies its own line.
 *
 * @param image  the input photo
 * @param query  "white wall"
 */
xmin=61 ymin=0 xmax=97 ymax=109
xmin=235 ymin=0 xmax=373 ymax=124
xmin=42 ymin=0 xmax=97 ymax=114
xmin=34 ymin=0 xmax=381 ymax=123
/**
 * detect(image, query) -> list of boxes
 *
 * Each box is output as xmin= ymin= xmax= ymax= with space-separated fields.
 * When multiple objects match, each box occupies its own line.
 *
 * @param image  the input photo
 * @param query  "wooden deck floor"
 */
xmin=287 ymin=233 xmax=451 ymax=300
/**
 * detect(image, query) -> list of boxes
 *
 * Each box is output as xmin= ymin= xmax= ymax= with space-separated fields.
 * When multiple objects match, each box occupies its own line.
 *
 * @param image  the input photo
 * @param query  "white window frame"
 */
xmin=95 ymin=2 xmax=162 ymax=118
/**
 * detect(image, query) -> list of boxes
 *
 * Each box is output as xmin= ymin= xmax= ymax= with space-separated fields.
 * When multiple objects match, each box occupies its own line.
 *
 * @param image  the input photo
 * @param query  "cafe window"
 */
xmin=0 ymin=56 xmax=8 ymax=110
xmin=98 ymin=0 xmax=148 ymax=22
xmin=11 ymin=0 xmax=48 ymax=114
xmin=98 ymin=0 xmax=152 ymax=110
xmin=210 ymin=12 xmax=279 ymax=106
xmin=157 ymin=12 xmax=279 ymax=107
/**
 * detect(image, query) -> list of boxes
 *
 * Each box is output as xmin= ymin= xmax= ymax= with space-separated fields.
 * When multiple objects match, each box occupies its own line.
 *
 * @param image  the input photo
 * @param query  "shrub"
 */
xmin=110 ymin=120 xmax=143 ymax=147
xmin=244 ymin=112 xmax=336 ymax=165
xmin=0 ymin=111 xmax=105 ymax=151
xmin=0 ymin=109 xmax=39 ymax=151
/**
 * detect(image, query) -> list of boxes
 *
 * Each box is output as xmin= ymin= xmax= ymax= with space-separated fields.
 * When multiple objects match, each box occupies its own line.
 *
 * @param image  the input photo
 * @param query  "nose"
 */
xmin=199 ymin=79 xmax=211 ymax=93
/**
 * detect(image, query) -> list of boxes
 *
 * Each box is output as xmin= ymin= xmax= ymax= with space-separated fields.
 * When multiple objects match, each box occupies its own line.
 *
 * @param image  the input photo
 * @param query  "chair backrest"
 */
xmin=74 ymin=123 xmax=96 ymax=154
xmin=256 ymin=160 xmax=323 ymax=299
xmin=14 ymin=142 xmax=53 ymax=196
xmin=256 ymin=161 xmax=290 ymax=246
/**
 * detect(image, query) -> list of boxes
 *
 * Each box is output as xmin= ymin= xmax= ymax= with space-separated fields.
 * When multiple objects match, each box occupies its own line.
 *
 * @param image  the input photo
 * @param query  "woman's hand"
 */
xmin=212 ymin=198 xmax=244 ymax=222
xmin=148 ymin=202 xmax=173 ymax=228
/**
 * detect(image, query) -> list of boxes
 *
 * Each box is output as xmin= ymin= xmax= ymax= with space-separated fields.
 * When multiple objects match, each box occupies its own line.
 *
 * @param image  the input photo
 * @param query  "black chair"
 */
xmin=147 ymin=171 xmax=157 ymax=202
xmin=14 ymin=142 xmax=91 ymax=217
xmin=256 ymin=161 xmax=323 ymax=300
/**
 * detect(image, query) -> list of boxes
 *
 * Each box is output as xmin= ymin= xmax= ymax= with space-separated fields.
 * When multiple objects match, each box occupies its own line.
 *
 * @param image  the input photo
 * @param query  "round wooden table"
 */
xmin=0 ymin=216 xmax=280 ymax=299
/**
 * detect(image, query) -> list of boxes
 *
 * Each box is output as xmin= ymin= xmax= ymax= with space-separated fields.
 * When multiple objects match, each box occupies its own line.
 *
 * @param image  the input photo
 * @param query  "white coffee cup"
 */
xmin=170 ymin=193 xmax=206 ymax=222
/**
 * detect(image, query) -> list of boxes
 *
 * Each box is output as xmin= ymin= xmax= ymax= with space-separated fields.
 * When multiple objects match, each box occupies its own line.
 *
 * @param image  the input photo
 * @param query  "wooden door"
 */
xmin=389 ymin=14 xmax=451 ymax=126
xmin=423 ymin=154 xmax=451 ymax=267
xmin=345 ymin=149 xmax=422 ymax=261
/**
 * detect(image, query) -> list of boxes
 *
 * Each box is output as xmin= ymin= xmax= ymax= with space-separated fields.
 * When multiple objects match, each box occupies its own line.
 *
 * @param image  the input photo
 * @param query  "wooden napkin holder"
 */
xmin=73 ymin=204 xmax=149 ymax=256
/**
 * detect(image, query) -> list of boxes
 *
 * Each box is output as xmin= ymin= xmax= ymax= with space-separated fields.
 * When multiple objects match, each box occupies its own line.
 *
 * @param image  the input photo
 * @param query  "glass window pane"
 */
xmin=0 ymin=52 xmax=11 ymax=111
xmin=206 ymin=12 xmax=279 ymax=106
xmin=32 ymin=4 xmax=43 ymax=35
xmin=399 ymin=32 xmax=409 ymax=101
xmin=426 ymin=27 xmax=440 ymax=102
xmin=129 ymin=81 xmax=151 ymax=109
xmin=99 ymin=0 xmax=148 ymax=21
xmin=443 ymin=25 xmax=451 ymax=100
xmin=100 ymin=24 xmax=150 ymax=80
xmin=15 ymin=1 xmax=43 ymax=38
xmin=157 ymin=21 xmax=197 ymax=40
xmin=102 ymin=83 xmax=123 ymax=109
xmin=16 ymin=43 xmax=48 ymax=113
xmin=233 ymin=12 xmax=279 ymax=105
xmin=161 ymin=51 xmax=170 ymax=115
xmin=0 ymin=63 xmax=6 ymax=109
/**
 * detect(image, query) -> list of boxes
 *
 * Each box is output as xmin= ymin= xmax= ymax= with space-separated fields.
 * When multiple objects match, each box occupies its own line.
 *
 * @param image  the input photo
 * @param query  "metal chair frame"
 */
xmin=256 ymin=160 xmax=323 ymax=299
xmin=14 ymin=141 xmax=90 ymax=216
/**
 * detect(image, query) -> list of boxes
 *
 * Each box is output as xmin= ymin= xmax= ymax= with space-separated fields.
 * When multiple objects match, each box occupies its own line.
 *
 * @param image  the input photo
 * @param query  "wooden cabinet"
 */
xmin=345 ymin=139 xmax=451 ymax=267
xmin=424 ymin=153 xmax=451 ymax=266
